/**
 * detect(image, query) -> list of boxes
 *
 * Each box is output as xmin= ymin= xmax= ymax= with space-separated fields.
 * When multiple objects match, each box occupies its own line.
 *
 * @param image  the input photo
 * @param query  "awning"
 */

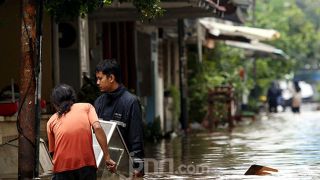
xmin=225 ymin=40 xmax=289 ymax=59
xmin=199 ymin=18 xmax=280 ymax=41
xmin=199 ymin=17 xmax=287 ymax=58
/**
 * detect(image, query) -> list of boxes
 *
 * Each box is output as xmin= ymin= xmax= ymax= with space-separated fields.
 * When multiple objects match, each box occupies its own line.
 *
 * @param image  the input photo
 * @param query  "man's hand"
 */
xmin=105 ymin=158 xmax=116 ymax=173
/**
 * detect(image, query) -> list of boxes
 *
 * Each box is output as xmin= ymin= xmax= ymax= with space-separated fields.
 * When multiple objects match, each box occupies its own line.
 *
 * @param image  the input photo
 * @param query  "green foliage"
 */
xmin=133 ymin=0 xmax=164 ymax=21
xmin=188 ymin=43 xmax=251 ymax=123
xmin=254 ymin=0 xmax=320 ymax=71
xmin=45 ymin=0 xmax=103 ymax=21
xmin=45 ymin=0 xmax=163 ymax=22
xmin=296 ymin=0 xmax=320 ymax=29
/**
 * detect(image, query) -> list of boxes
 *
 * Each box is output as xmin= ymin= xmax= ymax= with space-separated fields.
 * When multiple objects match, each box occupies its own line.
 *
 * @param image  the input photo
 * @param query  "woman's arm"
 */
xmin=92 ymin=121 xmax=116 ymax=173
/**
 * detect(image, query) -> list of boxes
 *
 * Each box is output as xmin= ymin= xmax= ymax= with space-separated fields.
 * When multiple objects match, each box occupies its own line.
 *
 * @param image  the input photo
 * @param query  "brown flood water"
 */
xmin=144 ymin=105 xmax=320 ymax=179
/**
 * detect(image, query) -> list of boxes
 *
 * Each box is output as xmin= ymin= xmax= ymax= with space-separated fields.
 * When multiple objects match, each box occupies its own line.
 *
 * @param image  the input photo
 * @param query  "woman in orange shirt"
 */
xmin=47 ymin=84 xmax=116 ymax=179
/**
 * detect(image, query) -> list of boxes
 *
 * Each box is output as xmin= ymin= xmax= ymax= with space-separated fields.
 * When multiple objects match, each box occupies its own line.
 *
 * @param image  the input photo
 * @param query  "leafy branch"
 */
xmin=45 ymin=0 xmax=164 ymax=22
xmin=133 ymin=0 xmax=164 ymax=21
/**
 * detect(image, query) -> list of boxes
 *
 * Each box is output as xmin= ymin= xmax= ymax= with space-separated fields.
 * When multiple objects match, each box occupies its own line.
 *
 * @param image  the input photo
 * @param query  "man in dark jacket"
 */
xmin=94 ymin=59 xmax=144 ymax=177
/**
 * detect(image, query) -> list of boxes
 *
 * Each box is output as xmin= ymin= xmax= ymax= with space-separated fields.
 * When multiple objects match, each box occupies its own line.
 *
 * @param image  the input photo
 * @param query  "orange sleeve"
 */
xmin=46 ymin=117 xmax=55 ymax=153
xmin=88 ymin=104 xmax=99 ymax=125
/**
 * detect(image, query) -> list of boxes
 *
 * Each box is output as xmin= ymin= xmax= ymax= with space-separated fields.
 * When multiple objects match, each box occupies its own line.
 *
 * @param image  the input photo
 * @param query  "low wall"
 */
xmin=0 ymin=115 xmax=51 ymax=144
xmin=0 ymin=115 xmax=52 ymax=179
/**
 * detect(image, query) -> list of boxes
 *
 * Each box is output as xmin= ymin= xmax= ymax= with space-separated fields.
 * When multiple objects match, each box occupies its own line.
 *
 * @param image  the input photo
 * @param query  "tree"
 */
xmin=254 ymin=0 xmax=320 ymax=71
xmin=251 ymin=0 xmax=320 ymax=95
xmin=45 ymin=0 xmax=164 ymax=21
xmin=19 ymin=1 xmax=37 ymax=179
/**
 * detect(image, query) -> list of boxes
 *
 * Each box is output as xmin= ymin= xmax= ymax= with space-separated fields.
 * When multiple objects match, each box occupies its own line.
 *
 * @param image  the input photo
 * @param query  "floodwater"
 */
xmin=144 ymin=104 xmax=320 ymax=179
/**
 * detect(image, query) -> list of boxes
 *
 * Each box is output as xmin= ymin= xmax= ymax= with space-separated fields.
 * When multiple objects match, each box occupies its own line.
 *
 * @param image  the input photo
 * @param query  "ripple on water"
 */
xmin=145 ymin=109 xmax=320 ymax=178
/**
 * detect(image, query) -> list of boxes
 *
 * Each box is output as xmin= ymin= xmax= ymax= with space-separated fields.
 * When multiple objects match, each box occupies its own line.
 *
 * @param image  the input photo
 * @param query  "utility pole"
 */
xmin=19 ymin=0 xmax=37 ymax=179
xmin=177 ymin=19 xmax=188 ymax=132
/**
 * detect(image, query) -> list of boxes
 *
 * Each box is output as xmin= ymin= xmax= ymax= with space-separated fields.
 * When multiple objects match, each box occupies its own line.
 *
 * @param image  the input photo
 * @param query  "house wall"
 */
xmin=135 ymin=25 xmax=166 ymax=129
xmin=100 ymin=21 xmax=137 ymax=91
xmin=0 ymin=1 xmax=53 ymax=103
xmin=136 ymin=31 xmax=152 ymax=97
xmin=88 ymin=20 xmax=103 ymax=78
xmin=0 ymin=1 xmax=20 ymax=90
xmin=57 ymin=20 xmax=80 ymax=91
xmin=136 ymin=27 xmax=158 ymax=125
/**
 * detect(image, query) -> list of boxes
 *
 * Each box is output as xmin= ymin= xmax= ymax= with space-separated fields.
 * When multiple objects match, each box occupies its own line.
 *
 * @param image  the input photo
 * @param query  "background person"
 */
xmin=47 ymin=84 xmax=116 ymax=180
xmin=267 ymin=81 xmax=282 ymax=113
xmin=94 ymin=59 xmax=145 ymax=177
xmin=291 ymin=81 xmax=302 ymax=113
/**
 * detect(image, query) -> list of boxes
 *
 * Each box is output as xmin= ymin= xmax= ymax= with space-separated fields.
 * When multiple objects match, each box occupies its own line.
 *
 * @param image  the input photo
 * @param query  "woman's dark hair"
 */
xmin=294 ymin=81 xmax=301 ymax=92
xmin=95 ymin=59 xmax=122 ymax=83
xmin=51 ymin=84 xmax=77 ymax=118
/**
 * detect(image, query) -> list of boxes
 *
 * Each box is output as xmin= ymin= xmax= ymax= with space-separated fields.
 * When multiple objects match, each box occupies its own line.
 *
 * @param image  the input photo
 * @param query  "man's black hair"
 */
xmin=51 ymin=84 xmax=77 ymax=118
xmin=95 ymin=59 xmax=122 ymax=84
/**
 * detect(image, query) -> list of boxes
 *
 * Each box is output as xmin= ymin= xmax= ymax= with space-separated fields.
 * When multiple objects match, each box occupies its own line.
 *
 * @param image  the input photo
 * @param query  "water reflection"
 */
xmin=145 ymin=109 xmax=320 ymax=179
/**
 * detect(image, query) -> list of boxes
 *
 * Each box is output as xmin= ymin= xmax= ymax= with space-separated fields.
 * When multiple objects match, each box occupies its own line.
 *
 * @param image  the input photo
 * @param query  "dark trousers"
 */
xmin=53 ymin=166 xmax=97 ymax=180
xmin=292 ymin=107 xmax=300 ymax=113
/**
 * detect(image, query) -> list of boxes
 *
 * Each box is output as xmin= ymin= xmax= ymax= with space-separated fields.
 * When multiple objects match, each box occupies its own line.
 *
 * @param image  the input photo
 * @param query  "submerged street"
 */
xmin=144 ymin=103 xmax=320 ymax=179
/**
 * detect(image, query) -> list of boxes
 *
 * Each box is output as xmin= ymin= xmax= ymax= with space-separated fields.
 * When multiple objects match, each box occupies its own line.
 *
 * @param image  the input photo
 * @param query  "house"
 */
xmin=0 ymin=0 xmax=254 ymax=139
